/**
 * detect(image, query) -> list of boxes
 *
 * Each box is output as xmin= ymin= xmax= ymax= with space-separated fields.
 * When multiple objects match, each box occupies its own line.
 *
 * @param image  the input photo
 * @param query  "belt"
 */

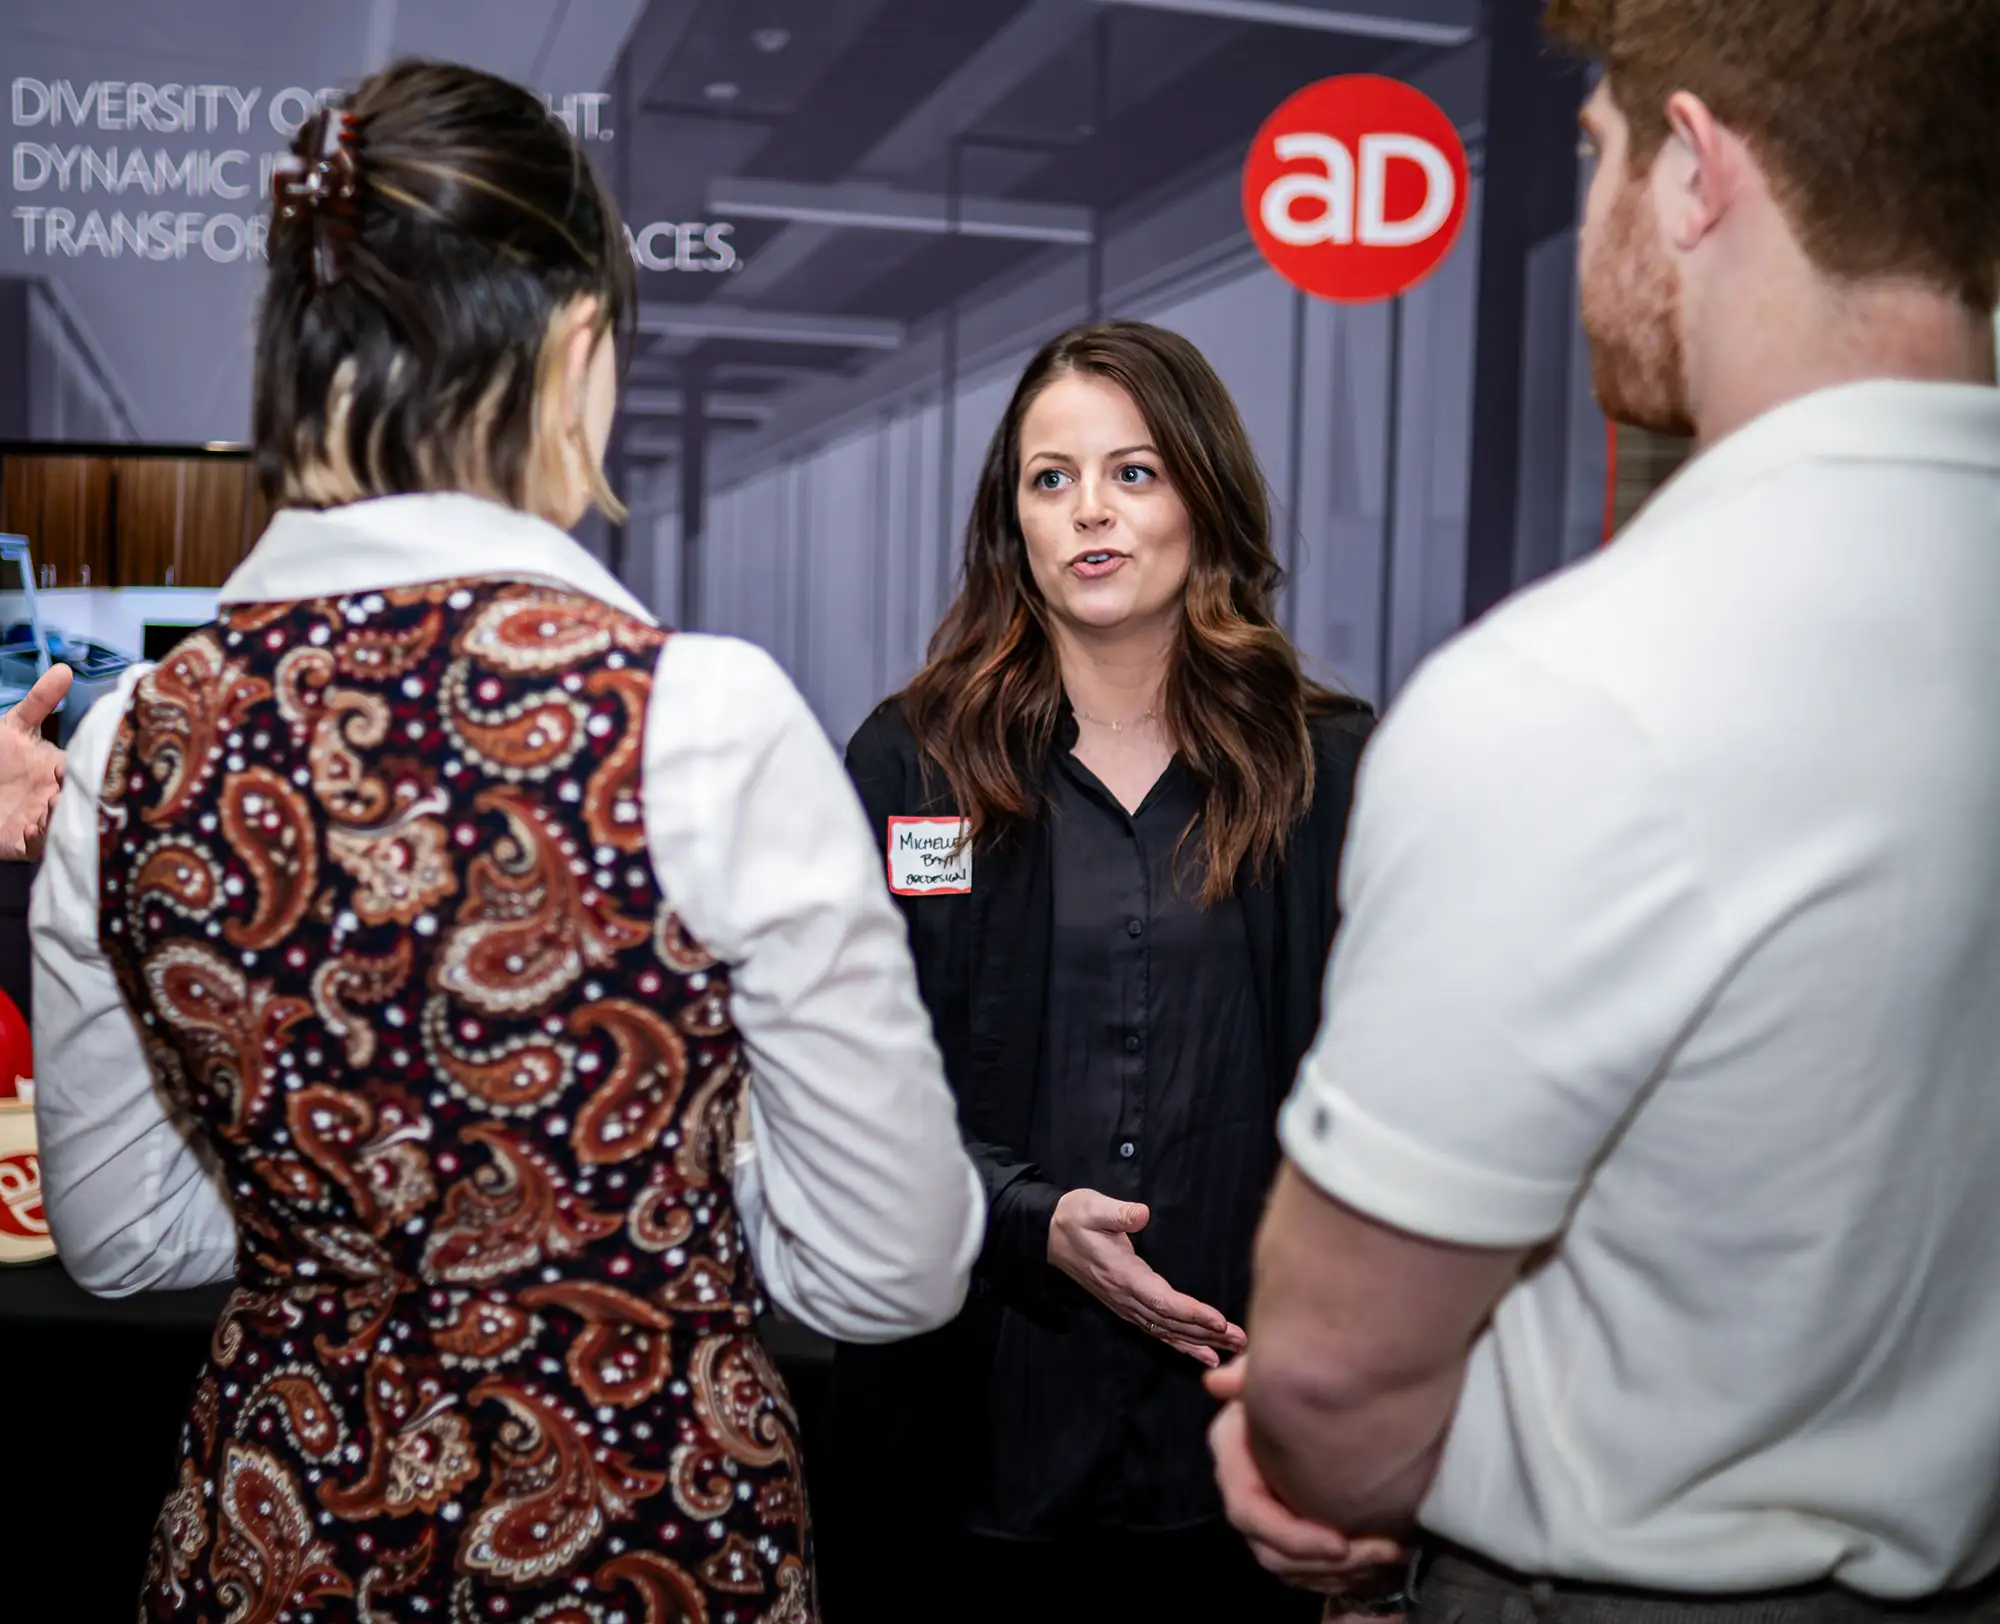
xmin=1410 ymin=1541 xmax=2000 ymax=1624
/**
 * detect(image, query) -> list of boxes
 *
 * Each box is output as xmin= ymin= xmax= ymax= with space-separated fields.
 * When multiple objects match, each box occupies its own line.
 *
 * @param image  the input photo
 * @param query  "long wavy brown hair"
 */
xmin=899 ymin=320 xmax=1363 ymax=907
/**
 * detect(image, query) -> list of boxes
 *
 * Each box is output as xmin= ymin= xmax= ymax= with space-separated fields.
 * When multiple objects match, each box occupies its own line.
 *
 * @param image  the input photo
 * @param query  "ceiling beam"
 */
xmin=708 ymin=176 xmax=1094 ymax=246
xmin=698 ymin=0 xmax=1093 ymax=308
xmin=713 ymin=359 xmax=852 ymax=383
xmin=623 ymin=388 xmax=777 ymax=424
xmin=627 ymin=351 xmax=850 ymax=388
xmin=636 ymin=304 xmax=906 ymax=349
xmin=1088 ymin=0 xmax=1476 ymax=46
xmin=614 ymin=0 xmax=705 ymax=105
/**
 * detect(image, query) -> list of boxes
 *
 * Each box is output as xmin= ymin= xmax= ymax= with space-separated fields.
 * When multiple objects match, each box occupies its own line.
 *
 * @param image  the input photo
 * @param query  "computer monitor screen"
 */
xmin=142 ymin=621 xmax=207 ymax=662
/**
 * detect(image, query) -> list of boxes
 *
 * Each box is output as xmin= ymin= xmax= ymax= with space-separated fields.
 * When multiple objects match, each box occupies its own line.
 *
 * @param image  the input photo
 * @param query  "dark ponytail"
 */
xmin=253 ymin=60 xmax=635 ymax=518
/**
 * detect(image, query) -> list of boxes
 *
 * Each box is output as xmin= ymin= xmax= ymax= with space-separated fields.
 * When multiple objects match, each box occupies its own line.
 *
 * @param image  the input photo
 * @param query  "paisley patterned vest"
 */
xmin=98 ymin=581 xmax=812 ymax=1624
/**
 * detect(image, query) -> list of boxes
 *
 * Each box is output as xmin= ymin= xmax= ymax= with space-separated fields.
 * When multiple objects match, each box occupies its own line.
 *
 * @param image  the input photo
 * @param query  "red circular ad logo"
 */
xmin=0 ymin=1150 xmax=45 ymax=1240
xmin=1244 ymin=74 xmax=1470 ymax=303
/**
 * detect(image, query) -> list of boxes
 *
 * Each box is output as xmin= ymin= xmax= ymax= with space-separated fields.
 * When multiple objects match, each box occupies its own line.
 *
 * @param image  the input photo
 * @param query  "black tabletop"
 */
xmin=0 ymin=1257 xmax=233 ymax=1325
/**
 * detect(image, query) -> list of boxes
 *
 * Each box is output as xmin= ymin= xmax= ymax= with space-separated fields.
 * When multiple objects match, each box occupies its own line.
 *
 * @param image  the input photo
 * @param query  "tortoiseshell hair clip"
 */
xmin=271 ymin=108 xmax=362 ymax=288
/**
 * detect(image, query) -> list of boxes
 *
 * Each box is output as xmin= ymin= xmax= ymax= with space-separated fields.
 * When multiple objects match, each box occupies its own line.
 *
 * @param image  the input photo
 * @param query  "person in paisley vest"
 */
xmin=27 ymin=59 xmax=983 ymax=1624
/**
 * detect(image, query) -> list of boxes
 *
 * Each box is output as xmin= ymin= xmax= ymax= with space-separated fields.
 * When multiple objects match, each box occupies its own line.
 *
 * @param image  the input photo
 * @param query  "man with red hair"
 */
xmin=1213 ymin=3 xmax=2000 ymax=1622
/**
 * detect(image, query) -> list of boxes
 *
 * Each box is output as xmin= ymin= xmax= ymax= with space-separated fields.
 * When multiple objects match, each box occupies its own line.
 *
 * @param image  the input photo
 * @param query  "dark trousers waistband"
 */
xmin=1414 ymin=1542 xmax=2000 ymax=1624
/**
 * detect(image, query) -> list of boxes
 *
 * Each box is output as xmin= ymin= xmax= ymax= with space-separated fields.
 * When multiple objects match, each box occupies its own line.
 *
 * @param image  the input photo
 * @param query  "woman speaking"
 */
xmin=822 ymin=321 xmax=1373 ymax=1623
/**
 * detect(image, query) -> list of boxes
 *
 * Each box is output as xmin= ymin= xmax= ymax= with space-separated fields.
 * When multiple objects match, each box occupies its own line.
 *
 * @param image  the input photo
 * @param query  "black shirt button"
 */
xmin=1124 ymin=1033 xmax=1141 ymax=1053
xmin=1118 ymin=1141 xmax=1136 ymax=1159
xmin=1126 ymin=919 xmax=1143 ymax=938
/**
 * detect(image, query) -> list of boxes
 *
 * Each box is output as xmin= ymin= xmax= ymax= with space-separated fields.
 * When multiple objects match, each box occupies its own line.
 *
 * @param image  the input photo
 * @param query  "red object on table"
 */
xmin=0 ymin=984 xmax=31 ymax=1103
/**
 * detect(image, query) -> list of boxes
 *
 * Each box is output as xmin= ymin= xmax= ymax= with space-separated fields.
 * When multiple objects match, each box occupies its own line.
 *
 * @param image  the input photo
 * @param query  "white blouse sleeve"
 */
xmin=29 ymin=667 xmax=240 ymax=1295
xmin=642 ymin=634 xmax=984 ymax=1343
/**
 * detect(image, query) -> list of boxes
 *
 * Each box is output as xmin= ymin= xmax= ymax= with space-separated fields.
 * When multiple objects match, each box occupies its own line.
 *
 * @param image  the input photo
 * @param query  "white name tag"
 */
xmin=888 ymin=816 xmax=972 ymax=896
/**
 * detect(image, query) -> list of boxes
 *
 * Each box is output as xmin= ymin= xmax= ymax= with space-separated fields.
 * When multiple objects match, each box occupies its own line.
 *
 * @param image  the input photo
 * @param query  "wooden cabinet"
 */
xmin=0 ymin=454 xmax=112 ymax=587
xmin=111 ymin=455 xmax=182 ymax=586
xmin=111 ymin=456 xmax=252 ymax=587
xmin=246 ymin=472 xmax=274 ymax=560
xmin=0 ymin=452 xmax=259 ymax=589
xmin=181 ymin=459 xmax=253 ymax=588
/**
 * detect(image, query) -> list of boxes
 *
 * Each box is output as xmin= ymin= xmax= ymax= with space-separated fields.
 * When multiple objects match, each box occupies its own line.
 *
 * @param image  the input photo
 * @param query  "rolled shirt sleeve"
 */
xmin=30 ymin=668 xmax=241 ymax=1294
xmin=643 ymin=634 xmax=984 ymax=1342
xmin=1281 ymin=632 xmax=1728 ymax=1248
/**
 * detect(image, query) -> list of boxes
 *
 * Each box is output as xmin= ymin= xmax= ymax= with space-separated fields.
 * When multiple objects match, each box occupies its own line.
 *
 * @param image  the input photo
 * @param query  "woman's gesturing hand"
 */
xmin=1047 ymin=1189 xmax=1246 ymax=1366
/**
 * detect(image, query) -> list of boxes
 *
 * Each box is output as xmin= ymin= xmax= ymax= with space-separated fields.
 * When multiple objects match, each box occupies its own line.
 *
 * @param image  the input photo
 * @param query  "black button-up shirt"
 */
xmin=970 ymin=747 xmax=1273 ymax=1535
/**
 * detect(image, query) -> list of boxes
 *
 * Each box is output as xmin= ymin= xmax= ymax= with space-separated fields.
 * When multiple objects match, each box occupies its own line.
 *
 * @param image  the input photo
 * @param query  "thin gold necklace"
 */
xmin=1073 ymin=704 xmax=1160 ymax=735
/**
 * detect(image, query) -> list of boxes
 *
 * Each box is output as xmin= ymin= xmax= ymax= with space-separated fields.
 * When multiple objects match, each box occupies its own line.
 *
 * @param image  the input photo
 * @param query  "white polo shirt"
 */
xmin=1282 ymin=380 xmax=2000 ymax=1599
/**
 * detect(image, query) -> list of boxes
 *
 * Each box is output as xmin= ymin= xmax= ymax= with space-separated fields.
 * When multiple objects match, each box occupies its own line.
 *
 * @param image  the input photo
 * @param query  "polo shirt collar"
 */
xmin=1632 ymin=380 xmax=2000 ymax=538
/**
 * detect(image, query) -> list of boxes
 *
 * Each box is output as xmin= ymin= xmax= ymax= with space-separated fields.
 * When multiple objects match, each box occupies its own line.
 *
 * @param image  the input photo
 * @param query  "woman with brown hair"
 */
xmin=28 ymin=60 xmax=981 ymax=1621
xmin=820 ymin=320 xmax=1374 ymax=1623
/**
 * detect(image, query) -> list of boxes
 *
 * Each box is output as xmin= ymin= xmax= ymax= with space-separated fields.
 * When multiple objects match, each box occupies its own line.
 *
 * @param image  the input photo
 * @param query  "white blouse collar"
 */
xmin=218 ymin=492 xmax=655 ymax=626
